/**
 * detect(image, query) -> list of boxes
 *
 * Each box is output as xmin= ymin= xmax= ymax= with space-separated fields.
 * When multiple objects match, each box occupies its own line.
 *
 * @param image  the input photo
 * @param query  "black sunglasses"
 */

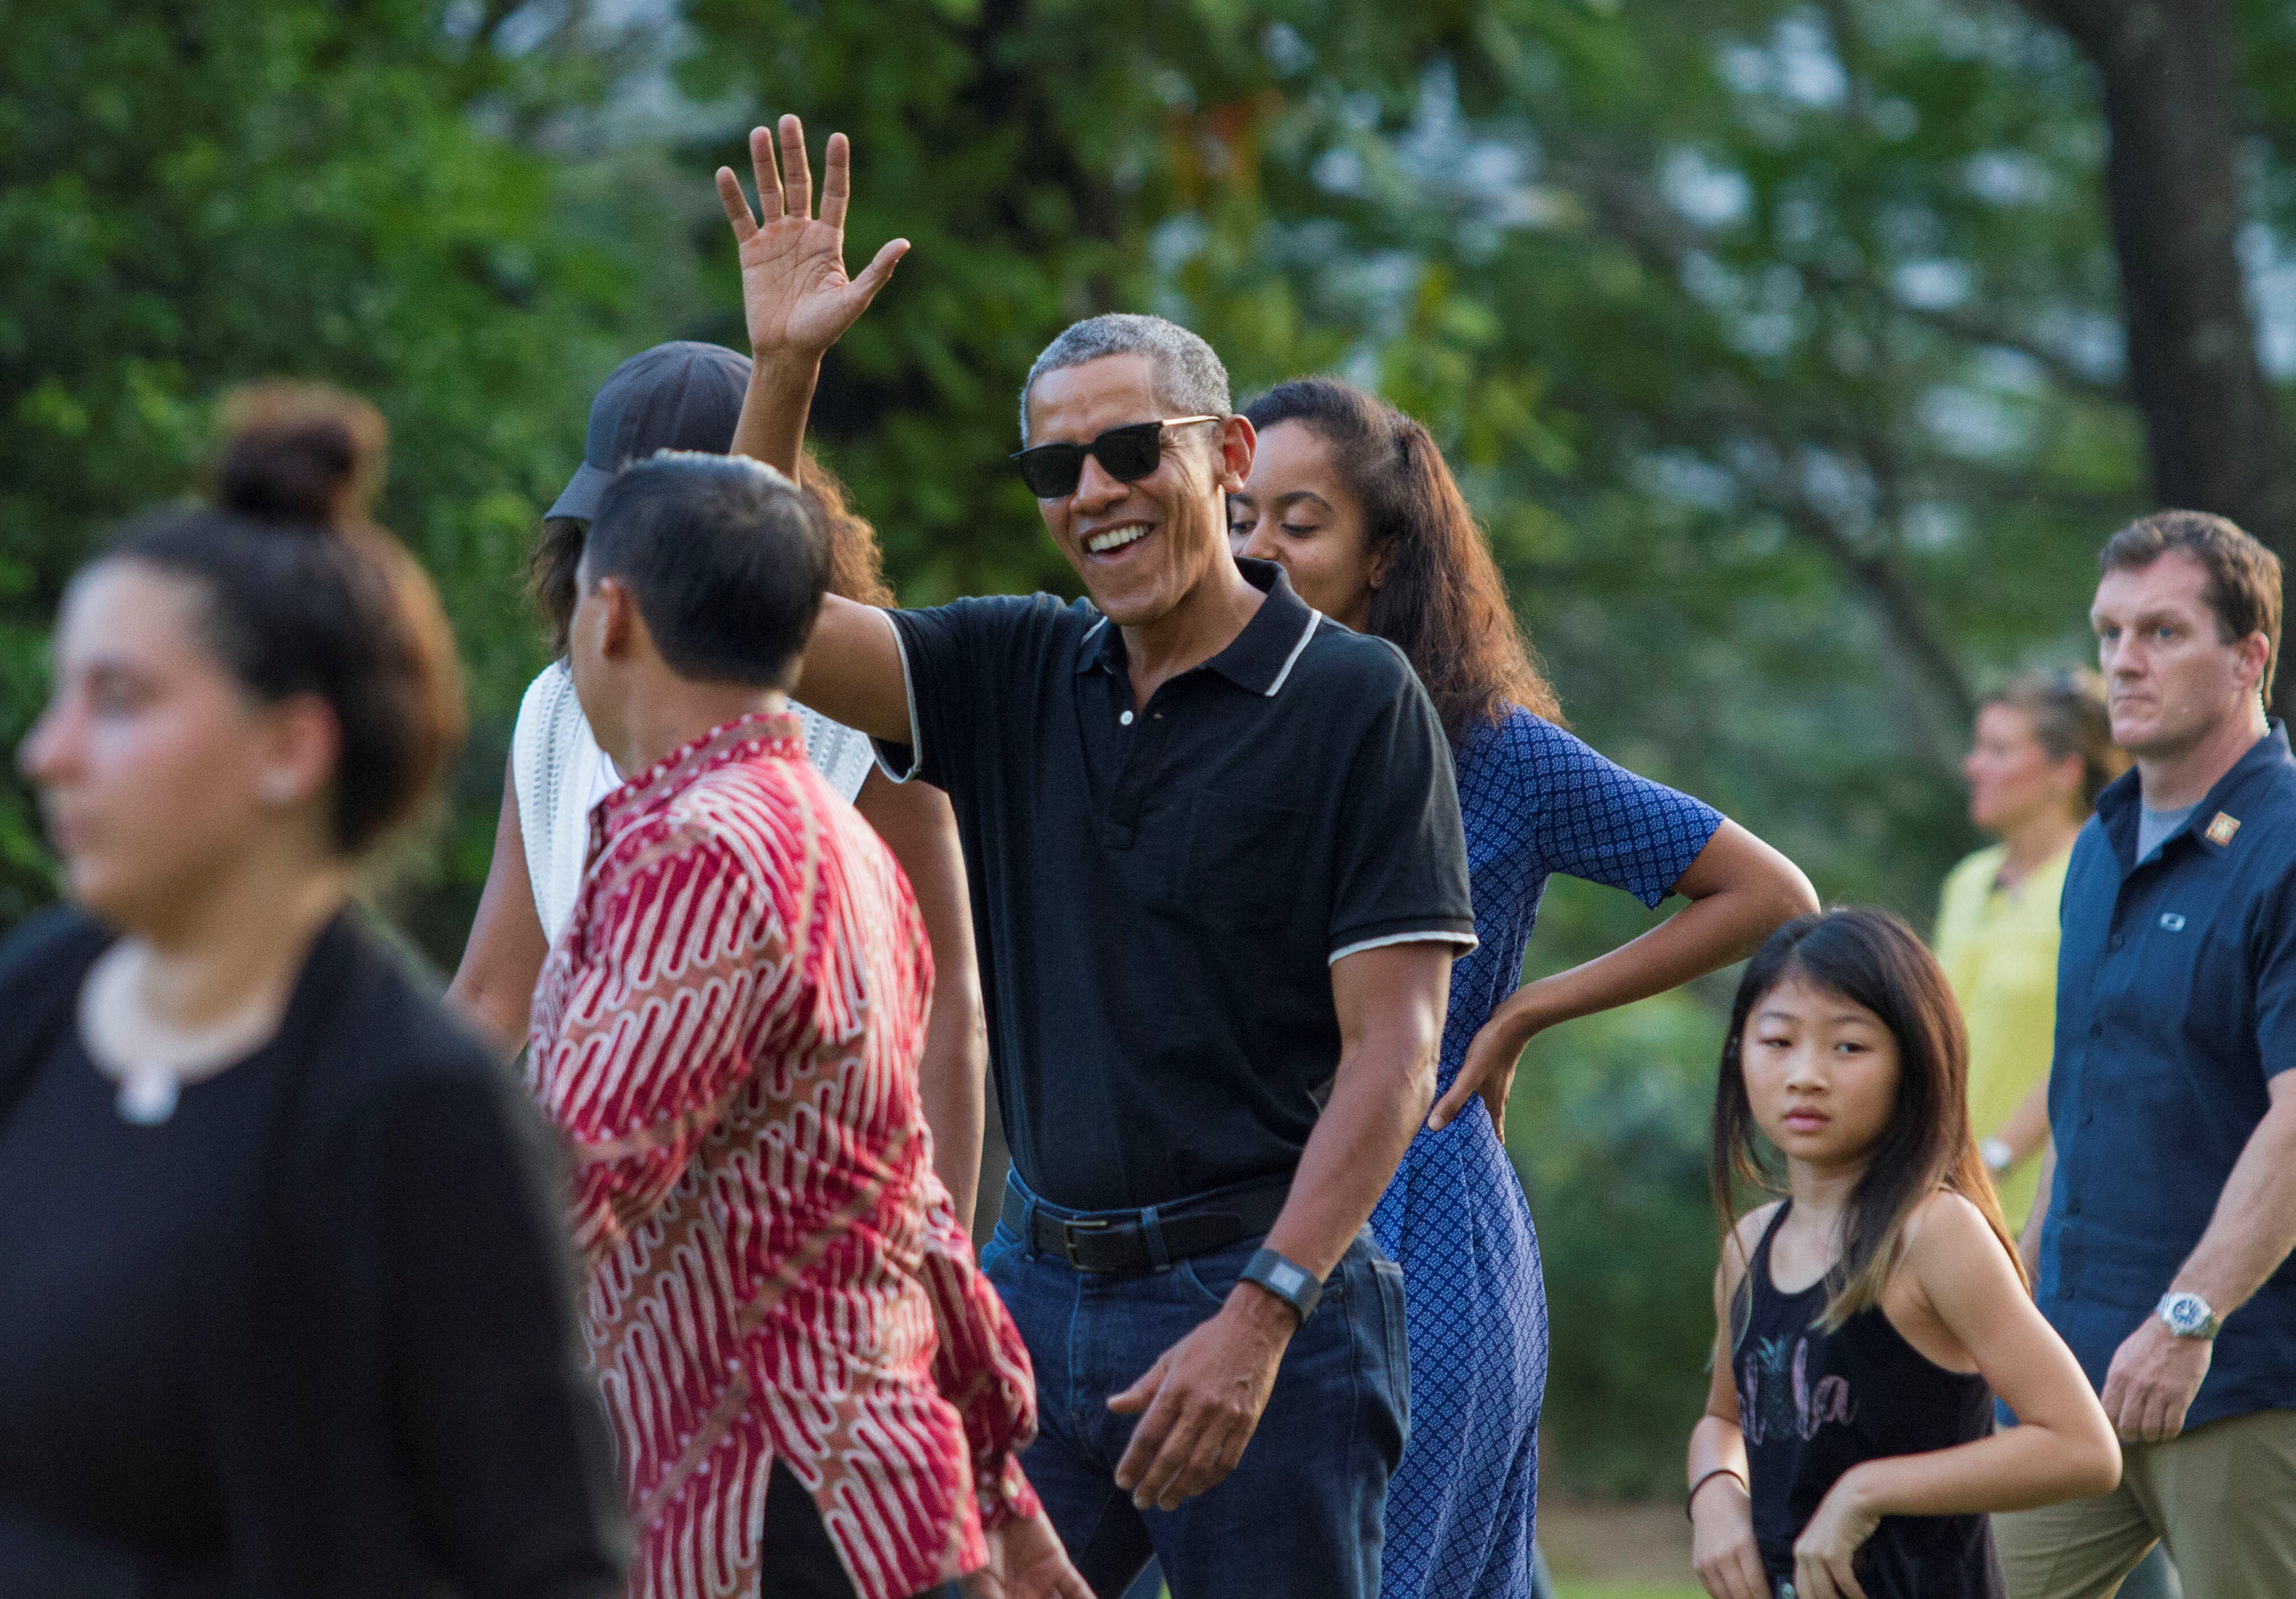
xmin=1010 ymin=416 xmax=1223 ymax=499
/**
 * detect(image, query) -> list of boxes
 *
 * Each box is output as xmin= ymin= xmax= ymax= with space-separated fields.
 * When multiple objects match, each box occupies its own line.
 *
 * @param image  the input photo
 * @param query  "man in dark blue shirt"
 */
xmin=1996 ymin=512 xmax=2296 ymax=1599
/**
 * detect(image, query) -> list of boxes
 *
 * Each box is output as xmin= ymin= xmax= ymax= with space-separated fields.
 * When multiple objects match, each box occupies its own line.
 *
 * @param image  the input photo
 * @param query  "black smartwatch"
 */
xmin=1239 ymin=1248 xmax=1323 ymax=1325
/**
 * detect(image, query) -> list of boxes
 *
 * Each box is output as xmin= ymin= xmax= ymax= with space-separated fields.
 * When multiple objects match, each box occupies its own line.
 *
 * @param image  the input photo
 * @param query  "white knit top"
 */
xmin=510 ymin=659 xmax=878 ymax=941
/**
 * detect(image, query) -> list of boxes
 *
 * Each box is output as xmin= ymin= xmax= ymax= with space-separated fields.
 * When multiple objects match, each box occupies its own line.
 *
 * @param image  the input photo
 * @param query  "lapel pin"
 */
xmin=2205 ymin=811 xmax=2242 ymax=847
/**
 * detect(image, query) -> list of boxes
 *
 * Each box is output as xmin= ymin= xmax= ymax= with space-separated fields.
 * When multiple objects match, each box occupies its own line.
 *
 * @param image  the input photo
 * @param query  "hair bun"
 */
xmin=213 ymin=382 xmax=388 ymax=529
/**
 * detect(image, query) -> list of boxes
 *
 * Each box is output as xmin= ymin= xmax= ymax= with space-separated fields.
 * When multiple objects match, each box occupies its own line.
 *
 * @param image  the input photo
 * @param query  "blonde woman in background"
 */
xmin=1935 ymin=669 xmax=2124 ymax=1233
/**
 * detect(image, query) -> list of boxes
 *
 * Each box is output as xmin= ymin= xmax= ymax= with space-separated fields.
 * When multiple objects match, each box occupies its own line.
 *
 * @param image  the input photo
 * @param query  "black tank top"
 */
xmin=1734 ymin=1202 xmax=2004 ymax=1599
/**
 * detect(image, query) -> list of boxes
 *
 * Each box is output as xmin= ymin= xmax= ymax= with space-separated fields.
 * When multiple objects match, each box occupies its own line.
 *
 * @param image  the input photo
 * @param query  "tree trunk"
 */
xmin=2020 ymin=0 xmax=2296 ymax=709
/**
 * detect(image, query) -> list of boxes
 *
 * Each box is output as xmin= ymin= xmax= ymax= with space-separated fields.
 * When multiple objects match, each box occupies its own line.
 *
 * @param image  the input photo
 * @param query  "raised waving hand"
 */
xmin=715 ymin=115 xmax=909 ymax=362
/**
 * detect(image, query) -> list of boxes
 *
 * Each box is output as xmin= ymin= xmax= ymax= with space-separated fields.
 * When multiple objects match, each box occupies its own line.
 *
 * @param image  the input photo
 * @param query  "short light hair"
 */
xmin=2099 ymin=509 xmax=2284 ymax=697
xmin=1018 ymin=313 xmax=1231 ymax=443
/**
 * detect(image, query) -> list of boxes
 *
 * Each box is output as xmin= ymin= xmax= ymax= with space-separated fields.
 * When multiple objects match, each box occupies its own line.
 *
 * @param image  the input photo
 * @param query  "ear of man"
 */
xmin=593 ymin=575 xmax=649 ymax=666
xmin=2241 ymin=630 xmax=2272 ymax=695
xmin=1214 ymin=414 xmax=1256 ymax=495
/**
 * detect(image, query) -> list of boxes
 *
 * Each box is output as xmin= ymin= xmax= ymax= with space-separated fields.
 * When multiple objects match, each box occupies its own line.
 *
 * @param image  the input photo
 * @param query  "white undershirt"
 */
xmin=510 ymin=660 xmax=876 ymax=942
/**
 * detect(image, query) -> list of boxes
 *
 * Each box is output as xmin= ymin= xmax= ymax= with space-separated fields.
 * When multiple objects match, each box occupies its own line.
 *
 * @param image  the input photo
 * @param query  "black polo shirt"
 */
xmin=874 ymin=558 xmax=1477 ymax=1211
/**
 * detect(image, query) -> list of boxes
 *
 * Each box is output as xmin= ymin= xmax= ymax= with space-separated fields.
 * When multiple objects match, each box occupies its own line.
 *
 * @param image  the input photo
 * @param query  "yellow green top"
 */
xmin=1933 ymin=841 xmax=2072 ymax=1231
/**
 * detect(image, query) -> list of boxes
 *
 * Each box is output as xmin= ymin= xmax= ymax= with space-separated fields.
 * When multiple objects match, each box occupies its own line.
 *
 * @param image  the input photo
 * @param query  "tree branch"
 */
xmin=1551 ymin=160 xmax=1978 ymax=741
xmin=2013 ymin=0 xmax=2296 ymax=715
xmin=1895 ymin=302 xmax=2127 ymax=402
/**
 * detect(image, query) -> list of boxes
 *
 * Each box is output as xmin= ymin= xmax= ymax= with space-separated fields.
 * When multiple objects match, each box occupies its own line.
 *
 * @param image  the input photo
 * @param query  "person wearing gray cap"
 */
xmin=446 ymin=341 xmax=998 ymax=1232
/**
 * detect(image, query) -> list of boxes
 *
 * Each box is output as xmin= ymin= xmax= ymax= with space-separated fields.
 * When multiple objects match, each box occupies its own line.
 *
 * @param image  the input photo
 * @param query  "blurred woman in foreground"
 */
xmin=1229 ymin=376 xmax=1818 ymax=1599
xmin=0 ymin=386 xmax=625 ymax=1598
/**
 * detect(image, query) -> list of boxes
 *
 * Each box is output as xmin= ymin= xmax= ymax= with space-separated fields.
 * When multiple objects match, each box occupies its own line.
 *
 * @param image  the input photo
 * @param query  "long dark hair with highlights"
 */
xmin=1240 ymin=377 xmax=1561 ymax=737
xmin=1712 ymin=908 xmax=2023 ymax=1331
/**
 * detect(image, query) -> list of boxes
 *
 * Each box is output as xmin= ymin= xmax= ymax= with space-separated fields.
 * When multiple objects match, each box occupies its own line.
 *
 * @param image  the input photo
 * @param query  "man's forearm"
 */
xmin=1261 ymin=1056 xmax=1429 ymax=1281
xmin=731 ymin=352 xmax=821 ymax=477
xmin=1258 ymin=944 xmax=1449 ymax=1280
xmin=2173 ymin=1093 xmax=2296 ymax=1314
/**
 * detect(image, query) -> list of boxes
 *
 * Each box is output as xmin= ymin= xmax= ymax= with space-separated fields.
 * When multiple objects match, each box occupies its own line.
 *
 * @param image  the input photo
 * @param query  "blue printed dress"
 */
xmin=1372 ymin=707 xmax=1721 ymax=1599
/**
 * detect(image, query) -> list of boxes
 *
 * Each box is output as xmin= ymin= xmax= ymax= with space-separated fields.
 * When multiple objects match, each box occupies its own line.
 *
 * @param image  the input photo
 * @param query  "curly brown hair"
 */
xmin=1240 ymin=377 xmax=1561 ymax=738
xmin=526 ymin=447 xmax=894 ymax=654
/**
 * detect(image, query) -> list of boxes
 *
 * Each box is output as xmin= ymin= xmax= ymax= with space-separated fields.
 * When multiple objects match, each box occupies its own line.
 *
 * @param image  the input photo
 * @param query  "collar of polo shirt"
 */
xmin=1073 ymin=557 xmax=1323 ymax=698
xmin=2094 ymin=719 xmax=2291 ymax=866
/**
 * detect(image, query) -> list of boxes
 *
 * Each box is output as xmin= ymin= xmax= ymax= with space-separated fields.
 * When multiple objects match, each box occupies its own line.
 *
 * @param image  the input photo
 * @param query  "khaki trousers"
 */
xmin=1994 ymin=1408 xmax=2296 ymax=1599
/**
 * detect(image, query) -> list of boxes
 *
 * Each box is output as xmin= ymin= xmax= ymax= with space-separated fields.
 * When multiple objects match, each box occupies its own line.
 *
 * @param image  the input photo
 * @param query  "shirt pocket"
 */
xmin=2131 ymin=910 xmax=2246 ymax=1064
xmin=1183 ymin=791 xmax=1307 ymax=930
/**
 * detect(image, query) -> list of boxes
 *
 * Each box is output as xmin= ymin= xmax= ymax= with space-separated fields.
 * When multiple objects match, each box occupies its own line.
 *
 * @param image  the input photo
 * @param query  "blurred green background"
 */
xmin=10 ymin=0 xmax=2294 ymax=1507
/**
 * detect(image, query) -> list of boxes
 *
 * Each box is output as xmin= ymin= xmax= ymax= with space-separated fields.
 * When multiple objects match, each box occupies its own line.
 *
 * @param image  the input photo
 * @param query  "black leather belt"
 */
xmin=1001 ymin=1171 xmax=1291 ymax=1274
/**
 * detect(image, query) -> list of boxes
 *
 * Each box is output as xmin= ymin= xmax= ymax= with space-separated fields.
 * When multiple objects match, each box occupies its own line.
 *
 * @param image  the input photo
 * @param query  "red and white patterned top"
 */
xmin=527 ymin=712 xmax=1040 ymax=1599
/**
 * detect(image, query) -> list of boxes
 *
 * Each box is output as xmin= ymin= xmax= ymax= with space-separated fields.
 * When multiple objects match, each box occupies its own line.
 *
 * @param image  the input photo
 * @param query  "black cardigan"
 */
xmin=0 ymin=907 xmax=627 ymax=1599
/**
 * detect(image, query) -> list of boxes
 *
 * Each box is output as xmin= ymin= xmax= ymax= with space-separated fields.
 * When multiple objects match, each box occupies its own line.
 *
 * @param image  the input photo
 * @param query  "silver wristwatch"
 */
xmin=1979 ymin=1137 xmax=2014 ymax=1175
xmin=2157 ymin=1290 xmax=2220 ymax=1340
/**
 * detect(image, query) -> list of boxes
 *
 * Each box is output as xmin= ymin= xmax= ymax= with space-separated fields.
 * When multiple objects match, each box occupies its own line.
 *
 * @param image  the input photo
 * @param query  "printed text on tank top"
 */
xmin=1738 ymin=1240 xmax=1855 ymax=1451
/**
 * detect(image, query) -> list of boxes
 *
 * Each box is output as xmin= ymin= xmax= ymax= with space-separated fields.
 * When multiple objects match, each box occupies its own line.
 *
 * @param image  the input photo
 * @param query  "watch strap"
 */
xmin=1240 ymin=1247 xmax=1323 ymax=1325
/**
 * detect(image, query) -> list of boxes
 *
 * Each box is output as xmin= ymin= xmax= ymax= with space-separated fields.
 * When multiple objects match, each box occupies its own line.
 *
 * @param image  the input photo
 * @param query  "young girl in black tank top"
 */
xmin=1685 ymin=910 xmax=2120 ymax=1599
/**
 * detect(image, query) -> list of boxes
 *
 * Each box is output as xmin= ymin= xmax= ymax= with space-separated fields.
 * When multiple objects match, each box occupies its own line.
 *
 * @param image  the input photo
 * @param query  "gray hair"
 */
xmin=1017 ymin=313 xmax=1232 ymax=443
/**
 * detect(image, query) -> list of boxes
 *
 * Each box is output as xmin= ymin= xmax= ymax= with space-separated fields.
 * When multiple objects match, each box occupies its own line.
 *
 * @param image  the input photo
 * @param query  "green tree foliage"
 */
xmin=0 ymin=0 xmax=663 ymax=939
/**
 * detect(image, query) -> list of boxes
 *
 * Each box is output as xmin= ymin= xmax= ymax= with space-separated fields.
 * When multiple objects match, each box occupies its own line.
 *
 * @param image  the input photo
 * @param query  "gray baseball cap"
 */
xmin=547 ymin=340 xmax=754 ymax=522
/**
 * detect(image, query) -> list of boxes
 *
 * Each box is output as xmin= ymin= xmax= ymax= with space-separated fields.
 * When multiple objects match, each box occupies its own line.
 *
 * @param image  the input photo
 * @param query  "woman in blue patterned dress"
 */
xmin=1229 ymin=378 xmax=1817 ymax=1599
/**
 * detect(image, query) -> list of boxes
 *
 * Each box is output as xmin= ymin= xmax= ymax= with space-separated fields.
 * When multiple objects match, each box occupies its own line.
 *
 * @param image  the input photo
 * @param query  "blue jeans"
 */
xmin=981 ymin=1214 xmax=1410 ymax=1598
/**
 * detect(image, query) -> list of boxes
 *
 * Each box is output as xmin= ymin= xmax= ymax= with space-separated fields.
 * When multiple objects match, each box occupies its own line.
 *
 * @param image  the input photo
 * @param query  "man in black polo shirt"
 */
xmin=1994 ymin=512 xmax=2296 ymax=1599
xmin=716 ymin=123 xmax=1471 ymax=1598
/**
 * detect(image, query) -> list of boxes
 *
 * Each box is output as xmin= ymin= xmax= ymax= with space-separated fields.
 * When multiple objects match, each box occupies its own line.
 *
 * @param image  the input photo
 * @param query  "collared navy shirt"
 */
xmin=2040 ymin=721 xmax=2296 ymax=1427
xmin=875 ymin=558 xmax=1477 ymax=1211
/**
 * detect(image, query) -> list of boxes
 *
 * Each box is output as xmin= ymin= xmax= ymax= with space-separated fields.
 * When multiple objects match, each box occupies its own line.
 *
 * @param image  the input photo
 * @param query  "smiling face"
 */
xmin=1024 ymin=354 xmax=1250 ymax=629
xmin=1229 ymin=418 xmax=1384 ymax=631
xmin=1740 ymin=973 xmax=1902 ymax=1178
xmin=2092 ymin=550 xmax=2270 ymax=760
xmin=18 ymin=561 xmax=335 ymax=932
xmin=1963 ymin=700 xmax=2082 ymax=836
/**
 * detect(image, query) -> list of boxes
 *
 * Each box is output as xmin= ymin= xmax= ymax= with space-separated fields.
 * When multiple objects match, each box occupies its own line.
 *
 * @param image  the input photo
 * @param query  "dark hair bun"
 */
xmin=213 ymin=382 xmax=388 ymax=529
xmin=100 ymin=378 xmax=463 ymax=859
